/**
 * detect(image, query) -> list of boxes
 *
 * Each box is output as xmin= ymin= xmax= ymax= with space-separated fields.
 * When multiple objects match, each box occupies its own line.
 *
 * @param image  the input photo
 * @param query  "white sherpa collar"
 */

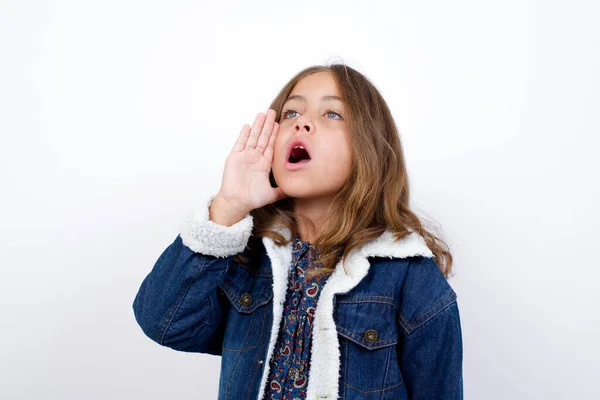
xmin=257 ymin=226 xmax=433 ymax=400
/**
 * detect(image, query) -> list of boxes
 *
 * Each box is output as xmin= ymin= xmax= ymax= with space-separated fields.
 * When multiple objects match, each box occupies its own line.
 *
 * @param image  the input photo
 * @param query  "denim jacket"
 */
xmin=132 ymin=194 xmax=464 ymax=399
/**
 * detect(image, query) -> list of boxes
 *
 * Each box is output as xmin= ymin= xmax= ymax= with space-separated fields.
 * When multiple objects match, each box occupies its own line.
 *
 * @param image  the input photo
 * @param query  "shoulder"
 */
xmin=395 ymin=256 xmax=458 ymax=336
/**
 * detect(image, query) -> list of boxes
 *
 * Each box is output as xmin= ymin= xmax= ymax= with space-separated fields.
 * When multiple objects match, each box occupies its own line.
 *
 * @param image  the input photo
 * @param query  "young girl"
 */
xmin=133 ymin=63 xmax=463 ymax=400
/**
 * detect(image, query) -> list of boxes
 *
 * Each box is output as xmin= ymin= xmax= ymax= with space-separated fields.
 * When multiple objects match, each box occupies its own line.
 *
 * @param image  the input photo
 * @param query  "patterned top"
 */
xmin=263 ymin=233 xmax=341 ymax=399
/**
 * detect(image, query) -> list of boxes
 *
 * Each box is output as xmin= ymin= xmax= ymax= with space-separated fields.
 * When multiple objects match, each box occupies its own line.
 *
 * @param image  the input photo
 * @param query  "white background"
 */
xmin=1 ymin=0 xmax=599 ymax=398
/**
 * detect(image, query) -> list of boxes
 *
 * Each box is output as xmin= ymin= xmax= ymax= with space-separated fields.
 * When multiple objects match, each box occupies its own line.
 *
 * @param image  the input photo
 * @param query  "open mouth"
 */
xmin=288 ymin=145 xmax=311 ymax=164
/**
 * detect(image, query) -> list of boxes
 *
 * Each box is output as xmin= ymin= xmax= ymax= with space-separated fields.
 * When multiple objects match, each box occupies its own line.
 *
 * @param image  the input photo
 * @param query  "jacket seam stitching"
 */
xmin=398 ymin=290 xmax=456 ymax=334
xmin=412 ymin=291 xmax=456 ymax=325
xmin=405 ymin=296 xmax=457 ymax=337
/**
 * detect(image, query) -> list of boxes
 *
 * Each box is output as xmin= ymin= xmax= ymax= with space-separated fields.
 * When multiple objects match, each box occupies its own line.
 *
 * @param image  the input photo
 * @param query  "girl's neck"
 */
xmin=293 ymin=195 xmax=338 ymax=243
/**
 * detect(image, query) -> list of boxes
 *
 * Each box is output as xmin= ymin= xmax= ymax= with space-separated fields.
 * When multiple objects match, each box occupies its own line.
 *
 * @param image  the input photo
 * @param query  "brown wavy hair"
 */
xmin=234 ymin=62 xmax=454 ymax=280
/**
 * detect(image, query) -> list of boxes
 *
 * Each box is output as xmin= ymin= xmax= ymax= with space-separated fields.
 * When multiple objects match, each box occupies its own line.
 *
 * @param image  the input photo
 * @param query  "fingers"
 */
xmin=246 ymin=112 xmax=266 ymax=150
xmin=256 ymin=109 xmax=276 ymax=153
xmin=232 ymin=109 xmax=277 ymax=154
xmin=232 ymin=124 xmax=251 ymax=153
xmin=263 ymin=121 xmax=279 ymax=161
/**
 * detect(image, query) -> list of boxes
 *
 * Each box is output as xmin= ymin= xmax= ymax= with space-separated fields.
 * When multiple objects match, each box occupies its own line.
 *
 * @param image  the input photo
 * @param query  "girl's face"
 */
xmin=273 ymin=71 xmax=353 ymax=201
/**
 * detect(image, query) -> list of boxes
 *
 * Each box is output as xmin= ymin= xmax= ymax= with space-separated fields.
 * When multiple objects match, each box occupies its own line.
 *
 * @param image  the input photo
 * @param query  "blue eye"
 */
xmin=283 ymin=109 xmax=299 ymax=119
xmin=326 ymin=110 xmax=343 ymax=120
xmin=281 ymin=109 xmax=343 ymax=120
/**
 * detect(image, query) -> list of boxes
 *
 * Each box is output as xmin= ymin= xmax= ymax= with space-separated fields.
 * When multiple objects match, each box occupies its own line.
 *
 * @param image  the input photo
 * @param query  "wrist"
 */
xmin=209 ymin=195 xmax=250 ymax=227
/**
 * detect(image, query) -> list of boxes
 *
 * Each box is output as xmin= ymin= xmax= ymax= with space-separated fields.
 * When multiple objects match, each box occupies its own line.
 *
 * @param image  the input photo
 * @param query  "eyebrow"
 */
xmin=284 ymin=94 xmax=343 ymax=103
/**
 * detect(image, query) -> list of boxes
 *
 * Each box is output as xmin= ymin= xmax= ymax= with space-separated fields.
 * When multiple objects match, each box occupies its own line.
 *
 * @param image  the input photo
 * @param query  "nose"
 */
xmin=294 ymin=115 xmax=312 ymax=133
xmin=295 ymin=123 xmax=310 ymax=133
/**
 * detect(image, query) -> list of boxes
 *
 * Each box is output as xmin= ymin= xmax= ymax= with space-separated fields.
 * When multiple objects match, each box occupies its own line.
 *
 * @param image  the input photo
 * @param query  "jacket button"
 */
xmin=258 ymin=359 xmax=263 ymax=366
xmin=240 ymin=293 xmax=253 ymax=306
xmin=364 ymin=329 xmax=379 ymax=342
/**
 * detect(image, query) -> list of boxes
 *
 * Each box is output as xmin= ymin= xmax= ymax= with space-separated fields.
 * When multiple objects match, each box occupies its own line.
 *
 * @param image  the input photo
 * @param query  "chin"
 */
xmin=278 ymin=184 xmax=309 ymax=197
xmin=277 ymin=182 xmax=317 ymax=198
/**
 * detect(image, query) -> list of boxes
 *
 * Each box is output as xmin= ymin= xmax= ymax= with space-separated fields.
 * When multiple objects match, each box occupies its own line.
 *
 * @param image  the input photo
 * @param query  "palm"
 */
xmin=222 ymin=149 xmax=275 ymax=208
xmin=216 ymin=109 xmax=288 ymax=212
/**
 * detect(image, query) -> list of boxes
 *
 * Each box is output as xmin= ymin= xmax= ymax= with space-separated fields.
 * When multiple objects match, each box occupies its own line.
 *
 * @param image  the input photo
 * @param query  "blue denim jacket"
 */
xmin=132 ymin=194 xmax=464 ymax=399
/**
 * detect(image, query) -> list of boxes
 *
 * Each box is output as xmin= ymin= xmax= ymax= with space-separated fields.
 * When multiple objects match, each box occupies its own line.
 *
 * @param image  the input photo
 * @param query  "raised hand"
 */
xmin=210 ymin=109 xmax=289 ymax=225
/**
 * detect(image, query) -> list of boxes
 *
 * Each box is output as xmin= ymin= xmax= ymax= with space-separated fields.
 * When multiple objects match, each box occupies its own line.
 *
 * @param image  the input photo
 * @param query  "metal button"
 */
xmin=364 ymin=329 xmax=379 ymax=342
xmin=258 ymin=359 xmax=263 ymax=366
xmin=240 ymin=293 xmax=253 ymax=306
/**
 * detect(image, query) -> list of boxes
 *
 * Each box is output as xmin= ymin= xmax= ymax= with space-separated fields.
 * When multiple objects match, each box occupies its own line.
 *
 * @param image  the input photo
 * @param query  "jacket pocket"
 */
xmin=334 ymin=298 xmax=403 ymax=394
xmin=218 ymin=264 xmax=273 ymax=350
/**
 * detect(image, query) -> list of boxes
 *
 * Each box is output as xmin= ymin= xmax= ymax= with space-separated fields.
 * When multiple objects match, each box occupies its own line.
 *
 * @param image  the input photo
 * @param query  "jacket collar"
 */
xmin=256 ymin=226 xmax=433 ymax=400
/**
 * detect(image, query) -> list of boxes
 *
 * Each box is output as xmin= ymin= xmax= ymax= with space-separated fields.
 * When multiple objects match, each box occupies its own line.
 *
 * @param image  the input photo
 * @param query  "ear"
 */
xmin=269 ymin=168 xmax=278 ymax=188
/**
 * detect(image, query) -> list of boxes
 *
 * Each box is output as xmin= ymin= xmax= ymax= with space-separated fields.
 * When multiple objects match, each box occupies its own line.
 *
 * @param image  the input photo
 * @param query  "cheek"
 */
xmin=340 ymin=150 xmax=353 ymax=173
xmin=322 ymin=142 xmax=352 ymax=173
xmin=273 ymin=138 xmax=292 ymax=166
xmin=338 ymin=141 xmax=353 ymax=173
xmin=273 ymin=137 xmax=285 ymax=159
xmin=334 ymin=134 xmax=352 ymax=162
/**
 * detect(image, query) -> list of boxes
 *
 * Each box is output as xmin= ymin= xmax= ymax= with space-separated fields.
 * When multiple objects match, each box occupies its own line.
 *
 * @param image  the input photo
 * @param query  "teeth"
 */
xmin=293 ymin=145 xmax=305 ymax=150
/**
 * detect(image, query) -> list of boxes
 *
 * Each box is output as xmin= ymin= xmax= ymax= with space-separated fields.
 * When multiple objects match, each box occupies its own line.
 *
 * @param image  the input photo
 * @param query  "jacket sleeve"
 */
xmin=132 ymin=193 xmax=253 ymax=355
xmin=399 ymin=301 xmax=464 ymax=399
xmin=397 ymin=257 xmax=464 ymax=399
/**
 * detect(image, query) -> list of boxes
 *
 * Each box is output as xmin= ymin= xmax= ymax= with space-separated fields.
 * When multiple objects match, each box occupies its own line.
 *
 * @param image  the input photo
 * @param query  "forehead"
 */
xmin=286 ymin=71 xmax=343 ymax=103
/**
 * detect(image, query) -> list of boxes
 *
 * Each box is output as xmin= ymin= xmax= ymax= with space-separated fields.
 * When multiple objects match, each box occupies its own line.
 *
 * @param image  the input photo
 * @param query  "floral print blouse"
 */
xmin=263 ymin=233 xmax=341 ymax=399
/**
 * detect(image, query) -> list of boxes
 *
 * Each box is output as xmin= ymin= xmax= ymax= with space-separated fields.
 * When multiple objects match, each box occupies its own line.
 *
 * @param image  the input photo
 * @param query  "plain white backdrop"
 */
xmin=1 ymin=0 xmax=598 ymax=398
